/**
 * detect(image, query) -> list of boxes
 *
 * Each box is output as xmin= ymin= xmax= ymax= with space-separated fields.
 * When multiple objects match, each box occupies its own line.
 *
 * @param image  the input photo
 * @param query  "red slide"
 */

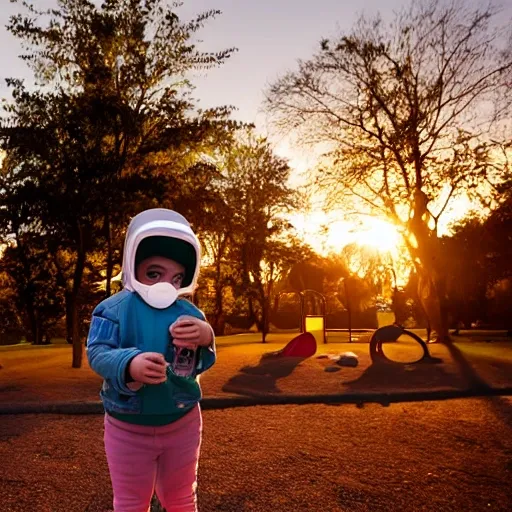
xmin=278 ymin=332 xmax=317 ymax=358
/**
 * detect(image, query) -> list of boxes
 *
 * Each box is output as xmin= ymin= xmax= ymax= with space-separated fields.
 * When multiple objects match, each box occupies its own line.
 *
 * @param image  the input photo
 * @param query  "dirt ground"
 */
xmin=1 ymin=333 xmax=512 ymax=511
xmin=1 ymin=398 xmax=511 ymax=511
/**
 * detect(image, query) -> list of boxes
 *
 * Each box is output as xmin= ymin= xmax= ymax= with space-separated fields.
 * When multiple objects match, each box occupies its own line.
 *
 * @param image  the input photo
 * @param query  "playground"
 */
xmin=1 ymin=328 xmax=511 ymax=411
xmin=1 ymin=330 xmax=512 ymax=512
xmin=2 ymin=293 xmax=512 ymax=511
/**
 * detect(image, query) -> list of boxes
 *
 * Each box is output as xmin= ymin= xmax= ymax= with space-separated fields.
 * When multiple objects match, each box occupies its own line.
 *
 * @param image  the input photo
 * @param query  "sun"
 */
xmin=289 ymin=211 xmax=412 ymax=284
xmin=325 ymin=217 xmax=402 ymax=255
xmin=350 ymin=218 xmax=403 ymax=253
xmin=289 ymin=211 xmax=405 ymax=256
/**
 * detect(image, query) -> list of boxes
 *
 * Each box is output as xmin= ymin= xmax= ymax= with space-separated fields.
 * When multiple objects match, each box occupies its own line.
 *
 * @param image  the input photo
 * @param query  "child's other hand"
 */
xmin=128 ymin=352 xmax=168 ymax=385
xmin=126 ymin=381 xmax=144 ymax=392
xmin=170 ymin=316 xmax=213 ymax=347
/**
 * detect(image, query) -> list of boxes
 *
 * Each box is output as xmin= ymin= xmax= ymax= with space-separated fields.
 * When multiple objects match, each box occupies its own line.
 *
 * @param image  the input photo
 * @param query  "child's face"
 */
xmin=135 ymin=256 xmax=185 ymax=289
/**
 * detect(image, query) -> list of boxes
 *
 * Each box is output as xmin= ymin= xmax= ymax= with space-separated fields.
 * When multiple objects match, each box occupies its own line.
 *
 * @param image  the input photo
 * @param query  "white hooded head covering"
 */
xmin=122 ymin=209 xmax=201 ymax=308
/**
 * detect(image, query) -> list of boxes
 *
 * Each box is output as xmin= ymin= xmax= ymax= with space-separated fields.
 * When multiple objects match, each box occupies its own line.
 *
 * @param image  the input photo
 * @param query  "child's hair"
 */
xmin=135 ymin=236 xmax=197 ymax=288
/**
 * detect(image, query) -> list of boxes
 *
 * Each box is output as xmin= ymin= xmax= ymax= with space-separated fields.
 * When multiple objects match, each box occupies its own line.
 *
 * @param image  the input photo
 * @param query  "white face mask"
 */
xmin=134 ymin=281 xmax=179 ymax=309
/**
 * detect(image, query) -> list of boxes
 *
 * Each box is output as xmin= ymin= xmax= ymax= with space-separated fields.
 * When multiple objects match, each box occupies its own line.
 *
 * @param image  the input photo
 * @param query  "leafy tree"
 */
xmin=482 ymin=181 xmax=512 ymax=285
xmin=250 ymin=237 xmax=308 ymax=341
xmin=199 ymin=193 xmax=237 ymax=335
xmin=0 ymin=240 xmax=65 ymax=345
xmin=441 ymin=219 xmax=489 ymax=329
xmin=0 ymin=263 xmax=25 ymax=345
xmin=340 ymin=244 xmax=393 ymax=301
xmin=1 ymin=0 xmax=236 ymax=366
xmin=287 ymin=258 xmax=327 ymax=295
xmin=221 ymin=133 xmax=303 ymax=341
xmin=442 ymin=187 xmax=512 ymax=329
xmin=266 ymin=0 xmax=512 ymax=341
xmin=0 ymin=152 xmax=65 ymax=344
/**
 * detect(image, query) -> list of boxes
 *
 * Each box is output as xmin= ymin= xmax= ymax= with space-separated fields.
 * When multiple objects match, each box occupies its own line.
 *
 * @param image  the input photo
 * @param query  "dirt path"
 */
xmin=1 ymin=398 xmax=511 ymax=511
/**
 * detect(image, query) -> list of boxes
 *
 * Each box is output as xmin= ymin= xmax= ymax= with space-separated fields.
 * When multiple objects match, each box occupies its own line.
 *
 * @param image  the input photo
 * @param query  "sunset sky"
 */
xmin=0 ymin=0 xmax=507 ymax=255
xmin=0 ymin=0 xmax=406 ymax=125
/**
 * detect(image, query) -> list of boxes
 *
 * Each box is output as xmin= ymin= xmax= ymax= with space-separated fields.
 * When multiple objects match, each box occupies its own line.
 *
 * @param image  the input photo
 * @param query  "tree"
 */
xmin=442 ymin=186 xmax=512 ymax=329
xmin=1 ymin=0 xmax=236 ymax=366
xmin=266 ymin=0 xmax=512 ymax=341
xmin=482 ymin=180 xmax=512 ymax=285
xmin=199 ymin=193 xmax=237 ymax=335
xmin=249 ymin=237 xmax=308 ymax=341
xmin=222 ymin=133 xmax=302 ymax=342
xmin=0 ymin=240 xmax=65 ymax=345
xmin=0 ymin=256 xmax=28 ymax=345
xmin=0 ymin=152 xmax=66 ymax=345
xmin=441 ymin=218 xmax=488 ymax=329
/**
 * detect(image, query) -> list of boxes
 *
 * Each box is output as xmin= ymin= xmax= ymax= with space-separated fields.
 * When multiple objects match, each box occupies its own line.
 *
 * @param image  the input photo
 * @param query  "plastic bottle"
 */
xmin=169 ymin=341 xmax=197 ymax=377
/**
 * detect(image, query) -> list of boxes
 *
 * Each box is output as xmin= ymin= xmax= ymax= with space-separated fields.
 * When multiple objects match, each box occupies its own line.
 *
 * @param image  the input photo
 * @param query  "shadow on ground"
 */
xmin=343 ymin=340 xmax=512 ymax=426
xmin=446 ymin=342 xmax=512 ymax=429
xmin=222 ymin=354 xmax=306 ymax=396
xmin=342 ymin=352 xmax=464 ymax=393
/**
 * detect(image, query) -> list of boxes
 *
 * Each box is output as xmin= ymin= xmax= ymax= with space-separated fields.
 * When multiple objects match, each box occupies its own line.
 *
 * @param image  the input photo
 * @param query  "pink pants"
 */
xmin=103 ymin=405 xmax=202 ymax=512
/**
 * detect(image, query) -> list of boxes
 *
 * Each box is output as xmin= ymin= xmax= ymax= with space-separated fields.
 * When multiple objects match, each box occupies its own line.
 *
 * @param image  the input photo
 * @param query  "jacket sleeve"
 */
xmin=86 ymin=309 xmax=142 ymax=396
xmin=174 ymin=302 xmax=216 ymax=375
xmin=195 ymin=310 xmax=216 ymax=375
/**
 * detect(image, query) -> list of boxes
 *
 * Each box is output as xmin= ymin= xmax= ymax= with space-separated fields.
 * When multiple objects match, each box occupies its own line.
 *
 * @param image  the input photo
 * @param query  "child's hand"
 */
xmin=170 ymin=316 xmax=213 ymax=347
xmin=126 ymin=381 xmax=144 ymax=392
xmin=128 ymin=352 xmax=169 ymax=385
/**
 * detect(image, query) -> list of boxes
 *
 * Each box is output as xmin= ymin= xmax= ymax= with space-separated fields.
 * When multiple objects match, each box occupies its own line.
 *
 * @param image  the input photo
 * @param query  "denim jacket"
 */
xmin=86 ymin=289 xmax=215 ymax=415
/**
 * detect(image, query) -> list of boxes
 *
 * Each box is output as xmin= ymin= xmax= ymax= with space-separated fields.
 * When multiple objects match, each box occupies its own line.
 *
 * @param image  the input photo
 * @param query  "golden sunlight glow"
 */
xmin=292 ymin=213 xmax=412 ymax=287
xmin=408 ymin=232 xmax=418 ymax=249
xmin=291 ymin=212 xmax=403 ymax=257
xmin=290 ymin=190 xmax=480 ymax=257
xmin=441 ymin=196 xmax=480 ymax=232
xmin=289 ymin=191 xmax=483 ymax=288
xmin=347 ymin=218 xmax=402 ymax=254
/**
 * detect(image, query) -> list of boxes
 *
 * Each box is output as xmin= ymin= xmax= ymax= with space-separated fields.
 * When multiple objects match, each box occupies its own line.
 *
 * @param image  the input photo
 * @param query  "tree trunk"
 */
xmin=344 ymin=279 xmax=352 ymax=343
xmin=247 ymin=295 xmax=265 ymax=342
xmin=261 ymin=297 xmax=270 ymax=343
xmin=407 ymin=190 xmax=451 ymax=343
xmin=23 ymin=292 xmax=45 ymax=345
xmin=347 ymin=307 xmax=352 ymax=343
xmin=416 ymin=272 xmax=449 ymax=341
xmin=71 ymin=295 xmax=83 ymax=369
xmin=28 ymin=311 xmax=44 ymax=345
xmin=410 ymin=235 xmax=450 ymax=342
xmin=36 ymin=316 xmax=45 ymax=345
xmin=255 ymin=279 xmax=271 ymax=343
xmin=212 ymin=255 xmax=225 ymax=335
xmin=65 ymin=291 xmax=82 ymax=366
xmin=105 ymin=213 xmax=113 ymax=298
xmin=212 ymin=286 xmax=225 ymax=336
xmin=16 ymin=246 xmax=44 ymax=345
xmin=25 ymin=306 xmax=37 ymax=345
xmin=68 ymin=224 xmax=87 ymax=368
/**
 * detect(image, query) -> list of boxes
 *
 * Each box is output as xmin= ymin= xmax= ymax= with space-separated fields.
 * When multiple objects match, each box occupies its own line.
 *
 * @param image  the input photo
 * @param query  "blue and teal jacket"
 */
xmin=86 ymin=289 xmax=215 ymax=418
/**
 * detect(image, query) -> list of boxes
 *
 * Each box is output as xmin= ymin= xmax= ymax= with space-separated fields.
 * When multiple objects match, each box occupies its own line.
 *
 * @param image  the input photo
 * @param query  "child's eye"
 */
xmin=146 ymin=270 xmax=161 ymax=281
xmin=172 ymin=274 xmax=184 ymax=287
